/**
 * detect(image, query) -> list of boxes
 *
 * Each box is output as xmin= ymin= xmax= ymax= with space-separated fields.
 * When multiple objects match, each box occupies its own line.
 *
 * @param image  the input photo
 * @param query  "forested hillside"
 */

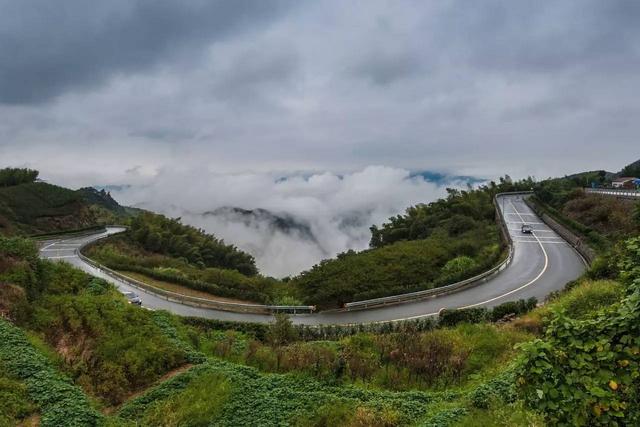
xmin=86 ymin=212 xmax=276 ymax=304
xmin=0 ymin=167 xmax=130 ymax=236
xmin=532 ymin=167 xmax=640 ymax=248
xmin=291 ymin=177 xmax=535 ymax=308
xmin=88 ymin=176 xmax=537 ymax=308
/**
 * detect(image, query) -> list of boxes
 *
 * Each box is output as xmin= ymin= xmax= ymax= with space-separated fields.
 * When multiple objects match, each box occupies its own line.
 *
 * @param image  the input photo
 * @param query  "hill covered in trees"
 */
xmin=290 ymin=177 xmax=535 ymax=308
xmin=0 ymin=167 xmax=142 ymax=236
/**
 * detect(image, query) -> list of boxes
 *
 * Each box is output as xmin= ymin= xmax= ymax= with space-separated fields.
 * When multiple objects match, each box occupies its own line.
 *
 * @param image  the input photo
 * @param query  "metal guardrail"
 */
xmin=76 ymin=227 xmax=315 ymax=315
xmin=584 ymin=188 xmax=640 ymax=199
xmin=341 ymin=191 xmax=531 ymax=311
xmin=31 ymin=226 xmax=108 ymax=241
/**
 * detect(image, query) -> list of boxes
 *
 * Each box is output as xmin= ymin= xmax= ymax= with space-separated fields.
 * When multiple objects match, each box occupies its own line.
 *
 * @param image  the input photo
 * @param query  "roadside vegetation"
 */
xmin=1 ymin=162 xmax=639 ymax=425
xmin=1 ymin=206 xmax=638 ymax=425
xmin=88 ymin=176 xmax=536 ymax=309
xmin=532 ymin=162 xmax=640 ymax=247
xmin=290 ymin=177 xmax=535 ymax=308
xmin=85 ymin=216 xmax=282 ymax=304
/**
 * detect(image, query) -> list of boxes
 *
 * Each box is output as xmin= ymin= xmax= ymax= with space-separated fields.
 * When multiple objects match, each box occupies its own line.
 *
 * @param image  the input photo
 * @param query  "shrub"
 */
xmin=0 ymin=319 xmax=103 ymax=427
xmin=469 ymin=369 xmax=516 ymax=409
xmin=0 ymin=363 xmax=36 ymax=425
xmin=442 ymin=256 xmax=476 ymax=276
xmin=515 ymin=237 xmax=640 ymax=425
xmin=268 ymin=313 xmax=298 ymax=347
xmin=490 ymin=298 xmax=537 ymax=322
xmin=549 ymin=280 xmax=622 ymax=319
xmin=141 ymin=372 xmax=231 ymax=427
xmin=28 ymin=292 xmax=187 ymax=405
xmin=438 ymin=307 xmax=489 ymax=327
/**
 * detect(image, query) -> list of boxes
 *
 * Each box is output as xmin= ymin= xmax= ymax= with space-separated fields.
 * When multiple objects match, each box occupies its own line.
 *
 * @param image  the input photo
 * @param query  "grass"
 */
xmin=0 ymin=361 xmax=37 ymax=426
xmin=512 ymin=279 xmax=625 ymax=334
xmin=118 ymin=358 xmax=453 ymax=426
xmin=456 ymin=401 xmax=544 ymax=427
xmin=136 ymin=371 xmax=231 ymax=427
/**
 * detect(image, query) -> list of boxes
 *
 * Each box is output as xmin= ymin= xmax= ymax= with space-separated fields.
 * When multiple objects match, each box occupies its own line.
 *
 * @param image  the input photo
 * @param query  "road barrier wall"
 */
xmin=584 ymin=187 xmax=640 ymax=200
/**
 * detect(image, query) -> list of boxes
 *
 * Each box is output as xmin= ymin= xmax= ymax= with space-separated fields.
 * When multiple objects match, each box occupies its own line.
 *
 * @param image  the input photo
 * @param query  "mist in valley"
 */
xmin=111 ymin=165 xmax=480 ymax=277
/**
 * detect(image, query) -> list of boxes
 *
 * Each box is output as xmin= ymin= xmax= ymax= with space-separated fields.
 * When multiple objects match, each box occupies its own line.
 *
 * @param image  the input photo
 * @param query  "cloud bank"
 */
xmin=111 ymin=166 xmax=473 ymax=277
xmin=0 ymin=1 xmax=638 ymax=274
xmin=1 ymin=0 xmax=638 ymax=185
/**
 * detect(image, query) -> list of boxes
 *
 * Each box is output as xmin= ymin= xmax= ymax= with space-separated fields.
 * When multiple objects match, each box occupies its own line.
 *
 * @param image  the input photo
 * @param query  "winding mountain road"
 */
xmin=39 ymin=195 xmax=586 ymax=325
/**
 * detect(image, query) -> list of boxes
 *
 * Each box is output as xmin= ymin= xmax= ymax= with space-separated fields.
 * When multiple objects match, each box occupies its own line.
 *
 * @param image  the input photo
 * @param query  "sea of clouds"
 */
xmin=110 ymin=165 xmax=479 ymax=277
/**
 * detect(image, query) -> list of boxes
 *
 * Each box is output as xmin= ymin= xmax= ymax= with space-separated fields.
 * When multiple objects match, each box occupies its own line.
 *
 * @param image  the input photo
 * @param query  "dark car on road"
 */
xmin=123 ymin=291 xmax=142 ymax=306
xmin=521 ymin=224 xmax=533 ymax=234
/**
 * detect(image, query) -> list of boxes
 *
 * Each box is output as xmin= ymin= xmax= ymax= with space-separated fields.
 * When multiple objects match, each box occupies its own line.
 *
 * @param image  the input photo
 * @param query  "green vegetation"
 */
xmin=129 ymin=212 xmax=257 ymax=275
xmin=118 ymin=358 xmax=452 ymax=426
xmin=292 ymin=178 xmax=535 ymax=308
xmin=438 ymin=298 xmax=538 ymax=327
xmin=0 ymin=237 xmax=189 ymax=407
xmin=0 ymin=361 xmax=37 ymax=426
xmin=137 ymin=371 xmax=231 ymax=426
xmin=516 ymin=238 xmax=640 ymax=425
xmin=294 ymin=234 xmax=500 ymax=308
xmin=532 ymin=172 xmax=639 ymax=248
xmin=0 ymin=167 xmax=135 ymax=236
xmin=0 ymin=318 xmax=103 ymax=426
xmin=0 ymin=167 xmax=39 ymax=187
xmin=86 ymin=233 xmax=279 ymax=303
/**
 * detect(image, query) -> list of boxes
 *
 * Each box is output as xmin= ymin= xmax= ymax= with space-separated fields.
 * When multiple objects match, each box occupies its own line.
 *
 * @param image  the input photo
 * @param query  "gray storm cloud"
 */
xmin=0 ymin=0 xmax=638 ymax=269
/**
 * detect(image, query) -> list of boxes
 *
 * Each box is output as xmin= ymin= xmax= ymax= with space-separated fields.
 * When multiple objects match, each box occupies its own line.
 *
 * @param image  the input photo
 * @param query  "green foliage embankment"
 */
xmin=86 ymin=234 xmax=279 ymax=303
xmin=0 ymin=167 xmax=134 ymax=236
xmin=532 ymin=174 xmax=639 ymax=249
xmin=0 ymin=237 xmax=189 ymax=407
xmin=292 ymin=178 xmax=535 ymax=308
xmin=128 ymin=212 xmax=258 ymax=275
xmin=0 ymin=318 xmax=103 ymax=427
xmin=515 ymin=237 xmax=640 ymax=425
xmin=118 ymin=356 xmax=460 ymax=426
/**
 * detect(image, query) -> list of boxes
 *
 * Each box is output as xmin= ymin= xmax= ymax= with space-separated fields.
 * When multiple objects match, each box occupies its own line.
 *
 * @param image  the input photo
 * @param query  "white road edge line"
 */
xmin=39 ymin=203 xmax=570 ymax=325
xmin=40 ymin=241 xmax=60 ymax=251
xmin=399 ymin=197 xmax=550 ymax=320
xmin=459 ymin=200 xmax=549 ymax=309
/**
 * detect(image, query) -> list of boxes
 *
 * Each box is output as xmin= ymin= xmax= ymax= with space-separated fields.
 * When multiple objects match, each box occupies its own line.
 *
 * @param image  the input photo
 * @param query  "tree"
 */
xmin=0 ymin=168 xmax=39 ymax=187
xmin=634 ymin=202 xmax=640 ymax=226
xmin=267 ymin=314 xmax=298 ymax=347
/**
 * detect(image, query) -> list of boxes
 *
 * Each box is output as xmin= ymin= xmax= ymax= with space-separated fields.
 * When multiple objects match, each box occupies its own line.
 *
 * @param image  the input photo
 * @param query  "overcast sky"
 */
xmin=0 ymin=0 xmax=638 ymax=187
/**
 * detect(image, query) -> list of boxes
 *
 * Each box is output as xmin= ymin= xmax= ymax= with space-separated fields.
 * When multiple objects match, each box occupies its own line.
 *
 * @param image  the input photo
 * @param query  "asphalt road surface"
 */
xmin=39 ymin=195 xmax=586 ymax=325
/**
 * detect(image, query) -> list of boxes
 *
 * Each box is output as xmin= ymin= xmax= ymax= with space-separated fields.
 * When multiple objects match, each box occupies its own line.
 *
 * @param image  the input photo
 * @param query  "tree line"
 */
xmin=128 ymin=212 xmax=258 ymax=276
xmin=0 ymin=167 xmax=39 ymax=187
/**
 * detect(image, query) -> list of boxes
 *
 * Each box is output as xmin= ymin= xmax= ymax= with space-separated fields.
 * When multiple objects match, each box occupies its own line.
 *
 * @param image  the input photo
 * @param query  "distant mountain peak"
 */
xmin=203 ymin=206 xmax=318 ymax=243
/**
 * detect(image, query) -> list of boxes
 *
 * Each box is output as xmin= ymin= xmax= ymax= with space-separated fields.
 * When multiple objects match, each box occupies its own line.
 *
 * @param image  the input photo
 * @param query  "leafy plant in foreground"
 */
xmin=516 ymin=237 xmax=640 ymax=425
